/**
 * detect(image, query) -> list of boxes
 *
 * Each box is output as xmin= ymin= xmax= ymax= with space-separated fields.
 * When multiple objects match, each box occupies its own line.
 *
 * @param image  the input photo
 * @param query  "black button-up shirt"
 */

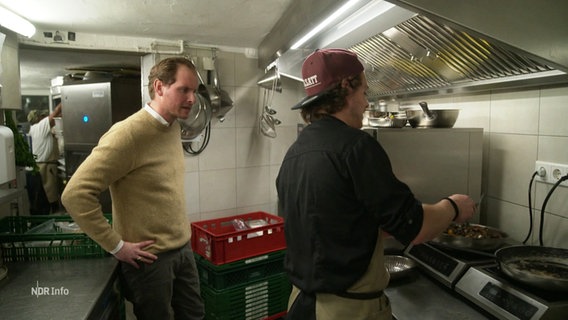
xmin=276 ymin=115 xmax=423 ymax=293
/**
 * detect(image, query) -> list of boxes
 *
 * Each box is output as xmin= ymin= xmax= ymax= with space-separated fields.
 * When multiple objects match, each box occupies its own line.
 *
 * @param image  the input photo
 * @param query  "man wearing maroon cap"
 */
xmin=276 ymin=48 xmax=476 ymax=319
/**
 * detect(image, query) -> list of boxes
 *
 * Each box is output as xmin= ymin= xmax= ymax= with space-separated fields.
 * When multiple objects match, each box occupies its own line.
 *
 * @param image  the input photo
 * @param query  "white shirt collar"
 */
xmin=144 ymin=103 xmax=170 ymax=126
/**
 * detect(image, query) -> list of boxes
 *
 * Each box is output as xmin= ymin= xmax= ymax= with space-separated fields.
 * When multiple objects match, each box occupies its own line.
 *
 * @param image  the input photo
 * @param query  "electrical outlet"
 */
xmin=550 ymin=164 xmax=568 ymax=187
xmin=535 ymin=161 xmax=551 ymax=183
xmin=535 ymin=161 xmax=568 ymax=187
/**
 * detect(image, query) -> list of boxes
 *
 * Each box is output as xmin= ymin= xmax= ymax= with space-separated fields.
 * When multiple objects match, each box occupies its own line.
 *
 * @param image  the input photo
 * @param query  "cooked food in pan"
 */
xmin=444 ymin=223 xmax=504 ymax=239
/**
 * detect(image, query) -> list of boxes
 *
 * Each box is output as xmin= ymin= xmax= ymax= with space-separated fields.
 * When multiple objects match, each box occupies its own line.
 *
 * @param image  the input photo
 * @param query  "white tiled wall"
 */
xmin=179 ymin=50 xmax=303 ymax=224
xmin=408 ymin=86 xmax=568 ymax=249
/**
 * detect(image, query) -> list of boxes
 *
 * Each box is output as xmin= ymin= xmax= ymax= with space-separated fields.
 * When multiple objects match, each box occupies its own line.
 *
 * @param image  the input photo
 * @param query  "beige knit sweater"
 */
xmin=61 ymin=109 xmax=190 ymax=254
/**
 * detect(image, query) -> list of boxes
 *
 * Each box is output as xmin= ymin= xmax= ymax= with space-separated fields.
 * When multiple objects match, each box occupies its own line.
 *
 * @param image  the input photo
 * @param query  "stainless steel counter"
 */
xmin=386 ymin=269 xmax=495 ymax=320
xmin=0 ymin=257 xmax=120 ymax=320
xmin=0 ymin=189 xmax=24 ymax=203
xmin=0 ymin=188 xmax=28 ymax=215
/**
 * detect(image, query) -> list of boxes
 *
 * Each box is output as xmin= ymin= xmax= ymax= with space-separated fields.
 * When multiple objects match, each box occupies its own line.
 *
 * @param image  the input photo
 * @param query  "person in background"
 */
xmin=27 ymin=103 xmax=62 ymax=213
xmin=61 ymin=57 xmax=205 ymax=320
xmin=276 ymin=48 xmax=477 ymax=320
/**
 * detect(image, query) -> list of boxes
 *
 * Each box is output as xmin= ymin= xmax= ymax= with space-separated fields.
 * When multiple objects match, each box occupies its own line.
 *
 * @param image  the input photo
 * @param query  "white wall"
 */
xmin=175 ymin=49 xmax=304 ymax=224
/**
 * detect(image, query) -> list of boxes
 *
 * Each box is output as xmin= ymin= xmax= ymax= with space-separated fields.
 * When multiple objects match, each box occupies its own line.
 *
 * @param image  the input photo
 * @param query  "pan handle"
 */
xmin=419 ymin=101 xmax=436 ymax=120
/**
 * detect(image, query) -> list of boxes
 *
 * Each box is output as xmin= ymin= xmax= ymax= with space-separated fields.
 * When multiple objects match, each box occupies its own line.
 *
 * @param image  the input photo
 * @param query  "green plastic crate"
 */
xmin=201 ymin=272 xmax=291 ymax=320
xmin=0 ymin=214 xmax=112 ymax=262
xmin=196 ymin=249 xmax=286 ymax=290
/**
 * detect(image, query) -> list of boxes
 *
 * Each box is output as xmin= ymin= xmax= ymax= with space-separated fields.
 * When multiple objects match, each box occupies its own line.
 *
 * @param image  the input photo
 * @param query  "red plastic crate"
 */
xmin=191 ymin=212 xmax=285 ymax=265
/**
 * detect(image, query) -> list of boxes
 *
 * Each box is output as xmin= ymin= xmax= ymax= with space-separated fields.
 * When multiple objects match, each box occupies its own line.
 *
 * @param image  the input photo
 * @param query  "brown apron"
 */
xmin=38 ymin=136 xmax=60 ymax=203
xmin=288 ymin=232 xmax=392 ymax=320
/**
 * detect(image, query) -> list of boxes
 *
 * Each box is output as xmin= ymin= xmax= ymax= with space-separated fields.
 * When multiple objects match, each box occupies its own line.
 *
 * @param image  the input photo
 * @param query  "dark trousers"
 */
xmin=119 ymin=243 xmax=204 ymax=320
xmin=25 ymin=171 xmax=50 ymax=215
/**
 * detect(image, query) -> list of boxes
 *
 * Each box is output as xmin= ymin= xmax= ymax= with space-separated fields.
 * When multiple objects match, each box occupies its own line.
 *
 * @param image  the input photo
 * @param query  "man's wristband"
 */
xmin=443 ymin=197 xmax=459 ymax=221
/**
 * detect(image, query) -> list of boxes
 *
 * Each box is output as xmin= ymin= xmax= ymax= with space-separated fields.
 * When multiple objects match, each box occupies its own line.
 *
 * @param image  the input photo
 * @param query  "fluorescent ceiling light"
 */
xmin=314 ymin=0 xmax=413 ymax=49
xmin=0 ymin=6 xmax=36 ymax=37
xmin=336 ymin=0 xmax=395 ymax=30
xmin=290 ymin=0 xmax=362 ymax=49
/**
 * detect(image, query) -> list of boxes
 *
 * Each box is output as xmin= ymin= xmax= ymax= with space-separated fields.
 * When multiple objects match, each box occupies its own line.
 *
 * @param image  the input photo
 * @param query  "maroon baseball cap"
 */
xmin=291 ymin=48 xmax=364 ymax=110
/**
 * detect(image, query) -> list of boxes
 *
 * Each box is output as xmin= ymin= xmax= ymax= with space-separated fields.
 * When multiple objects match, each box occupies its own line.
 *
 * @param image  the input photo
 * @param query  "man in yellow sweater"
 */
xmin=61 ymin=57 xmax=204 ymax=319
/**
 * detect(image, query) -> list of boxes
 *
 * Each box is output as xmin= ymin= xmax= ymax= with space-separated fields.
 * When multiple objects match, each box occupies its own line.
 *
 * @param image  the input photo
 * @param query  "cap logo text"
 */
xmin=303 ymin=75 xmax=319 ymax=89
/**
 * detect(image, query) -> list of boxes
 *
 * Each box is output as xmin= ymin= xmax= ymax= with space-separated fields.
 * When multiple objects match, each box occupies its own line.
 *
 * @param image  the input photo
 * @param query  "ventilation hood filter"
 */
xmin=351 ymin=15 xmax=563 ymax=98
xmin=259 ymin=0 xmax=568 ymax=101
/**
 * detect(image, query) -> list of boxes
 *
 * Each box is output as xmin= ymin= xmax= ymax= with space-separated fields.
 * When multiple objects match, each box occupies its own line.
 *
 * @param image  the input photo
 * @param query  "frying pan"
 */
xmin=495 ymin=245 xmax=568 ymax=292
xmin=430 ymin=223 xmax=508 ymax=251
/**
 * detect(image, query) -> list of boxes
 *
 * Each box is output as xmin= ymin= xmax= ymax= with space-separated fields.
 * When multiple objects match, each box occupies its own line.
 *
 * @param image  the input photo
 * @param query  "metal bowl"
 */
xmin=368 ymin=112 xmax=407 ymax=128
xmin=384 ymin=255 xmax=417 ymax=280
xmin=405 ymin=109 xmax=459 ymax=128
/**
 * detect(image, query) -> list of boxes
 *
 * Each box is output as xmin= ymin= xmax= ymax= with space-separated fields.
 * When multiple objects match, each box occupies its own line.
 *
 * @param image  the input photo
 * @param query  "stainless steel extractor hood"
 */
xmin=258 ymin=0 xmax=568 ymax=100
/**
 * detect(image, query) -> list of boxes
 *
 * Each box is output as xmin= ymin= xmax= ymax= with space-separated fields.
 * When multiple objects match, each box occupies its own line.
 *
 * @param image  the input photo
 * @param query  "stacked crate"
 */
xmin=191 ymin=211 xmax=290 ymax=320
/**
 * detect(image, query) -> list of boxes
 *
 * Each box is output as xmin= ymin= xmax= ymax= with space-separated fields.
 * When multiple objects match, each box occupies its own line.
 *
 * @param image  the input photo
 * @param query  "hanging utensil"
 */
xmin=258 ymin=67 xmax=281 ymax=138
xmin=178 ymin=84 xmax=212 ymax=141
xmin=178 ymin=59 xmax=212 ymax=145
xmin=265 ymin=70 xmax=279 ymax=114
xmin=264 ymin=105 xmax=277 ymax=115
xmin=201 ymin=54 xmax=233 ymax=122
xmin=259 ymin=113 xmax=277 ymax=138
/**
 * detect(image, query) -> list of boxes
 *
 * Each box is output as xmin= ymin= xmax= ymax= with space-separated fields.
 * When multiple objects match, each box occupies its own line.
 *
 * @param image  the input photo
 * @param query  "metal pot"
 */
xmin=430 ymin=223 xmax=508 ymax=251
xmin=495 ymin=245 xmax=568 ymax=292
xmin=202 ymin=59 xmax=233 ymax=122
xmin=202 ymin=84 xmax=233 ymax=122
xmin=406 ymin=101 xmax=459 ymax=128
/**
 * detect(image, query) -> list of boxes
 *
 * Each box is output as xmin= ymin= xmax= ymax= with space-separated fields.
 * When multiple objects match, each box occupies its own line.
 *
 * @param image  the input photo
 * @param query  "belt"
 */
xmin=335 ymin=290 xmax=384 ymax=300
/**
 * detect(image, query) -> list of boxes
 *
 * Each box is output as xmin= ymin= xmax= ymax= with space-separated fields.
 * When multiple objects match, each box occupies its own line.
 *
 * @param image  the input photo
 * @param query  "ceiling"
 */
xmin=0 ymin=0 xmax=294 ymax=91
